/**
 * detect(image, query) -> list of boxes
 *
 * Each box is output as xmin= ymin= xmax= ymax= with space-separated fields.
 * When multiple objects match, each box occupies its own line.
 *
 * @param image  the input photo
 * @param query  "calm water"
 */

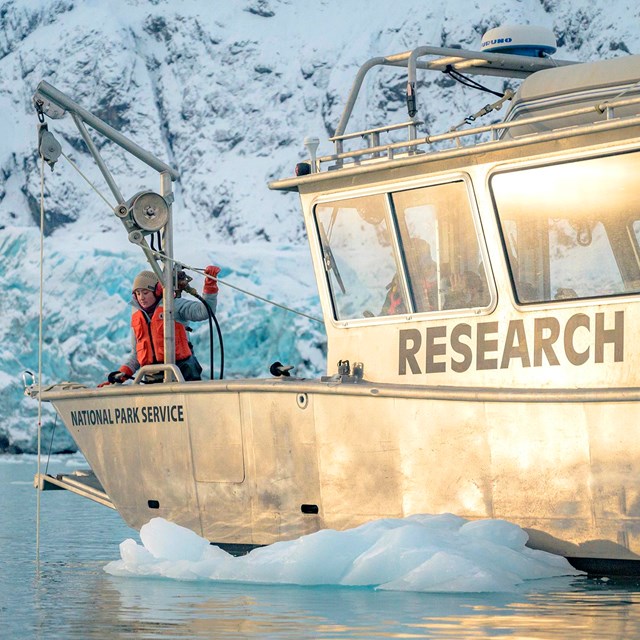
xmin=4 ymin=456 xmax=640 ymax=639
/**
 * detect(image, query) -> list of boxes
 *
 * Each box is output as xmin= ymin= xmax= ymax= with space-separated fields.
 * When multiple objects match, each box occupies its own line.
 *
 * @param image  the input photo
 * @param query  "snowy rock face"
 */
xmin=1 ymin=0 xmax=638 ymax=451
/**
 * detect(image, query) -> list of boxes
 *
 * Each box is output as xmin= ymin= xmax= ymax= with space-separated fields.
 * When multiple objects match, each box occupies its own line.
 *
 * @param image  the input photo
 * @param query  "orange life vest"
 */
xmin=383 ymin=277 xmax=406 ymax=315
xmin=386 ymin=290 xmax=405 ymax=314
xmin=132 ymin=305 xmax=192 ymax=365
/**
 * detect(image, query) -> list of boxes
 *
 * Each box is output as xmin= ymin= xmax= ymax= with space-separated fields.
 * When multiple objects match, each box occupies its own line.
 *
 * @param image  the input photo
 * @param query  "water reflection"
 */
xmin=5 ymin=457 xmax=640 ymax=639
xmin=73 ymin=573 xmax=640 ymax=640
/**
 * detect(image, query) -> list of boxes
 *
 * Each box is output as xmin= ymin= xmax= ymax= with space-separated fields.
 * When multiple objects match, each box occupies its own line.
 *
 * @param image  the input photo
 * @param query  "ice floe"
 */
xmin=104 ymin=514 xmax=584 ymax=592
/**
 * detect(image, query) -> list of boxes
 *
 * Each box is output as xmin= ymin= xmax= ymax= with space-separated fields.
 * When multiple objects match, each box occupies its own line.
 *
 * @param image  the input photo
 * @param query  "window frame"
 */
xmin=311 ymin=174 xmax=495 ymax=327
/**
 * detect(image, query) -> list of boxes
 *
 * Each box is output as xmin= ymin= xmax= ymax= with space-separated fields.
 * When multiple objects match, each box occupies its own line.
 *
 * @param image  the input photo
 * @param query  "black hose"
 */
xmin=211 ymin=307 xmax=224 ymax=379
xmin=190 ymin=290 xmax=224 ymax=380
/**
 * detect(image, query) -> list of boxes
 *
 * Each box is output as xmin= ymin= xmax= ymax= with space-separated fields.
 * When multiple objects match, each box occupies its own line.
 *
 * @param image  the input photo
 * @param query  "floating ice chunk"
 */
xmin=210 ymin=526 xmax=380 ymax=585
xmin=140 ymin=517 xmax=210 ymax=562
xmin=105 ymin=529 xmax=233 ymax=580
xmin=342 ymin=522 xmax=444 ymax=586
xmin=378 ymin=551 xmax=523 ymax=592
xmin=104 ymin=515 xmax=584 ymax=592
xmin=119 ymin=538 xmax=155 ymax=565
xmin=459 ymin=518 xmax=529 ymax=550
xmin=522 ymin=546 xmax=581 ymax=573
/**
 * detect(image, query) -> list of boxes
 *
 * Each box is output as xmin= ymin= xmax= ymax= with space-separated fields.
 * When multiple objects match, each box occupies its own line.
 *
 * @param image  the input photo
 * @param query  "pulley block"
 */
xmin=120 ymin=190 xmax=169 ymax=233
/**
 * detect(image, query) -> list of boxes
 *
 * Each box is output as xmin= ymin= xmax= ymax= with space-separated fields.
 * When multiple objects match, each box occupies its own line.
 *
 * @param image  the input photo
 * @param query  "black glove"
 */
xmin=108 ymin=371 xmax=127 ymax=384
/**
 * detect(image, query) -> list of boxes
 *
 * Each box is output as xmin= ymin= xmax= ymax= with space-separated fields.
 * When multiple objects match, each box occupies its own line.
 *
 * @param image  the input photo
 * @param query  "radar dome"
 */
xmin=480 ymin=25 xmax=557 ymax=57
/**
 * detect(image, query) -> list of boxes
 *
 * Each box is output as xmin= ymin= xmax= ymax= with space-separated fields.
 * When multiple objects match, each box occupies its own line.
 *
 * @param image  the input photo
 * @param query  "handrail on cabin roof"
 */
xmin=320 ymin=93 xmax=640 ymax=166
xmin=332 ymin=45 xmax=576 ymax=147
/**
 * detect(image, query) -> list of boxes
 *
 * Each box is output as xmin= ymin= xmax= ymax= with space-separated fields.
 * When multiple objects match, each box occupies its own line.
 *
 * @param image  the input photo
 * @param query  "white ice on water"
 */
xmin=104 ymin=514 xmax=583 ymax=592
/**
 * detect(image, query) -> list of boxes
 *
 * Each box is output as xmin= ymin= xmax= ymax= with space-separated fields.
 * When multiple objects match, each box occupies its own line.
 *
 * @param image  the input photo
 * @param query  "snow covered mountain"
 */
xmin=1 ymin=0 xmax=638 ymax=452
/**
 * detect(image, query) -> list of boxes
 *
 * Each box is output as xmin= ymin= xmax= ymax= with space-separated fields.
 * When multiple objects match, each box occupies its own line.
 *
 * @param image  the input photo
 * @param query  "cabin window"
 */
xmin=314 ymin=180 xmax=491 ymax=320
xmin=492 ymin=152 xmax=640 ymax=303
xmin=315 ymin=194 xmax=400 ymax=320
xmin=391 ymin=182 xmax=491 ymax=312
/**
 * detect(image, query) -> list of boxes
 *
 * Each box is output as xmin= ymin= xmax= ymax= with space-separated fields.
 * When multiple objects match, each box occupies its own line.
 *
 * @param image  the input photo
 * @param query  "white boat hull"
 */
xmin=43 ymin=379 xmax=640 ymax=571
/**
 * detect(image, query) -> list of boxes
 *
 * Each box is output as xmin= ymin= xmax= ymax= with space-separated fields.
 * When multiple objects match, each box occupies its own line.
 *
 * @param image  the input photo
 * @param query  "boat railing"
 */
xmin=132 ymin=364 xmax=185 ymax=384
xmin=329 ymin=119 xmax=424 ymax=160
xmin=310 ymin=44 xmax=640 ymax=174
xmin=315 ymin=93 xmax=640 ymax=172
xmin=331 ymin=45 xmax=572 ymax=153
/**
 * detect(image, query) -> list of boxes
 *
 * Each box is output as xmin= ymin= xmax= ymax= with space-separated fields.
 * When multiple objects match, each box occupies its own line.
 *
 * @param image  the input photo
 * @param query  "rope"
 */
xmin=60 ymin=150 xmax=115 ymax=209
xmin=36 ymin=155 xmax=46 ymax=561
xmin=57 ymin=137 xmax=322 ymax=325
xmin=150 ymin=250 xmax=324 ymax=325
xmin=604 ymin=78 xmax=640 ymax=105
xmin=449 ymin=90 xmax=514 ymax=133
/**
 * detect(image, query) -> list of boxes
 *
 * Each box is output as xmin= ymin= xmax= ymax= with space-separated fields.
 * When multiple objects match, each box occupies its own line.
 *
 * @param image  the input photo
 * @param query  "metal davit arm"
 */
xmin=33 ymin=80 xmax=180 ymax=379
xmin=160 ymin=170 xmax=176 ymax=375
xmin=34 ymin=81 xmax=179 ymax=180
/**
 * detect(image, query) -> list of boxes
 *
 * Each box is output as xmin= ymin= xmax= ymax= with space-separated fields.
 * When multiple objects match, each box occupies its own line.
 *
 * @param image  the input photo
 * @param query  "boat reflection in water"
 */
xmin=28 ymin=26 xmax=640 ymax=576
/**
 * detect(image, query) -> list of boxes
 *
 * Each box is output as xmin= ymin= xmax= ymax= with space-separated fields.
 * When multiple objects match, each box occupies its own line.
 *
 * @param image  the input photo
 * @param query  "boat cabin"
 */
xmin=270 ymin=46 xmax=640 ymax=392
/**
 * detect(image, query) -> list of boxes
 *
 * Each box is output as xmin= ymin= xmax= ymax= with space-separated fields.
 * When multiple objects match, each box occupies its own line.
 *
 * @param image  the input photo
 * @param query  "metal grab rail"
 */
xmin=329 ymin=119 xmax=423 ymax=142
xmin=132 ymin=364 xmax=185 ymax=384
xmin=332 ymin=45 xmax=575 ymax=154
xmin=316 ymin=93 xmax=640 ymax=168
xmin=269 ymin=111 xmax=640 ymax=192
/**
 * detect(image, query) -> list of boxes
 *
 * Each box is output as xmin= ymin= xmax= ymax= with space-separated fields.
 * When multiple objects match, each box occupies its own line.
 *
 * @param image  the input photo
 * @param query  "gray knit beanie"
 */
xmin=132 ymin=270 xmax=159 ymax=293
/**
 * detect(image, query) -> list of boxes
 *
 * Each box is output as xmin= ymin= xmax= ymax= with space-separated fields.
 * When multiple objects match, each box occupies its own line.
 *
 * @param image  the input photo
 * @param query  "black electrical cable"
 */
xmin=211 ymin=306 xmax=224 ymax=380
xmin=443 ymin=65 xmax=505 ymax=98
xmin=204 ymin=298 xmax=215 ymax=380
xmin=189 ymin=290 xmax=224 ymax=380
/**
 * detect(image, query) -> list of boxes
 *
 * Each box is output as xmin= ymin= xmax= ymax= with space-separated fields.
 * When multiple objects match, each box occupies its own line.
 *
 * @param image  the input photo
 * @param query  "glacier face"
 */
xmin=0 ymin=0 xmax=638 ymax=451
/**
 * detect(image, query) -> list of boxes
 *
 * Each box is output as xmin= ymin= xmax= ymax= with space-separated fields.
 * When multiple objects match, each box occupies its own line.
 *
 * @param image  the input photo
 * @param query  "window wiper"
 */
xmin=319 ymin=221 xmax=346 ymax=294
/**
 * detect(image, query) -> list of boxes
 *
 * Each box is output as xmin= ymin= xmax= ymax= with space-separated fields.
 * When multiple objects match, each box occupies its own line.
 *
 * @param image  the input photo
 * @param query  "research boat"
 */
xmin=29 ymin=27 xmax=640 ymax=575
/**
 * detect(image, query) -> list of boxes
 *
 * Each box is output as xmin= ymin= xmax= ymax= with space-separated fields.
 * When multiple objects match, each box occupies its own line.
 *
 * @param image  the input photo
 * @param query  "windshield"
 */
xmin=492 ymin=152 xmax=640 ymax=303
xmin=314 ymin=181 xmax=491 ymax=320
xmin=315 ymin=195 xmax=398 ymax=319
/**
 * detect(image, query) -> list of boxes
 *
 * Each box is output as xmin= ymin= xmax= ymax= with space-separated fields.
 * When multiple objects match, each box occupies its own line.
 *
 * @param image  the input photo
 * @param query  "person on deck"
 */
xmin=98 ymin=265 xmax=220 ymax=386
